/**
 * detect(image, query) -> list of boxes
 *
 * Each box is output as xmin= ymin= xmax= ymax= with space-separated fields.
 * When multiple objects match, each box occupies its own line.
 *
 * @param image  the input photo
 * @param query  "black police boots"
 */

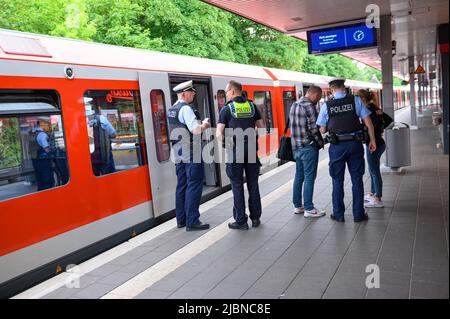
xmin=228 ymin=222 xmax=249 ymax=230
xmin=251 ymin=219 xmax=261 ymax=227
xmin=330 ymin=214 xmax=345 ymax=222
xmin=186 ymin=222 xmax=210 ymax=231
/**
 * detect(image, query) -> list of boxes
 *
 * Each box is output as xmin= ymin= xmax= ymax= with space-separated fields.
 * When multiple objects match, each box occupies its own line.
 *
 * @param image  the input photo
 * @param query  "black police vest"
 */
xmin=167 ymin=101 xmax=199 ymax=146
xmin=326 ymin=95 xmax=362 ymax=134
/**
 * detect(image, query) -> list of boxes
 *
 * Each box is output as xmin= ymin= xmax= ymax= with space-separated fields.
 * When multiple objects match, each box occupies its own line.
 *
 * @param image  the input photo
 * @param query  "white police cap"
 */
xmin=328 ymin=78 xmax=346 ymax=88
xmin=173 ymin=80 xmax=196 ymax=93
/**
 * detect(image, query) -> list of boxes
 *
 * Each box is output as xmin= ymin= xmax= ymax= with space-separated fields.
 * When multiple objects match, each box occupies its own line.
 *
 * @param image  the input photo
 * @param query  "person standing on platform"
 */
xmin=289 ymin=85 xmax=326 ymax=218
xmin=167 ymin=80 xmax=210 ymax=231
xmin=317 ymin=78 xmax=376 ymax=223
xmin=357 ymin=89 xmax=386 ymax=208
xmin=216 ymin=80 xmax=264 ymax=230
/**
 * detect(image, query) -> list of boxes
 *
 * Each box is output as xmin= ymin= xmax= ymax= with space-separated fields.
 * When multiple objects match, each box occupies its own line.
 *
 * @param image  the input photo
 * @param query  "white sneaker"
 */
xmin=364 ymin=198 xmax=384 ymax=208
xmin=364 ymin=193 xmax=374 ymax=202
xmin=304 ymin=208 xmax=326 ymax=218
xmin=294 ymin=207 xmax=305 ymax=214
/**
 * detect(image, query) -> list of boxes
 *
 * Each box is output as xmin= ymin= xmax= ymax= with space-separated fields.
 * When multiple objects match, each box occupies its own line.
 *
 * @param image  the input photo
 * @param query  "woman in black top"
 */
xmin=358 ymin=89 xmax=386 ymax=208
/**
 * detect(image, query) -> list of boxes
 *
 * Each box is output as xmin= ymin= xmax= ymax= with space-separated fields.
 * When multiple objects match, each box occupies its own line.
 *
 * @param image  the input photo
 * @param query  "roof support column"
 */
xmin=438 ymin=23 xmax=449 ymax=154
xmin=418 ymin=73 xmax=424 ymax=115
xmin=380 ymin=15 xmax=394 ymax=120
xmin=409 ymin=56 xmax=418 ymax=129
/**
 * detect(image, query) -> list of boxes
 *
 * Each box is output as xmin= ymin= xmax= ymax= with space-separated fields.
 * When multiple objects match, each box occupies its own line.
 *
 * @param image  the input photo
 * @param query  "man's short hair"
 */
xmin=329 ymin=78 xmax=346 ymax=88
xmin=228 ymin=80 xmax=242 ymax=93
xmin=307 ymin=85 xmax=322 ymax=95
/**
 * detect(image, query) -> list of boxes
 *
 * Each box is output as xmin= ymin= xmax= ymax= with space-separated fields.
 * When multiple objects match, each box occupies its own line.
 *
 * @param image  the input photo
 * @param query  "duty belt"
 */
xmin=336 ymin=133 xmax=364 ymax=142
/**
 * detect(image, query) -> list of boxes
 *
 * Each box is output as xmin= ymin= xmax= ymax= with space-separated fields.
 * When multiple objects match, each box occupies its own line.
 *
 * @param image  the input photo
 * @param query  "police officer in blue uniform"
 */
xmin=216 ymin=80 xmax=264 ymax=230
xmin=317 ymin=78 xmax=377 ymax=222
xmin=167 ymin=80 xmax=210 ymax=231
xmin=29 ymin=121 xmax=55 ymax=191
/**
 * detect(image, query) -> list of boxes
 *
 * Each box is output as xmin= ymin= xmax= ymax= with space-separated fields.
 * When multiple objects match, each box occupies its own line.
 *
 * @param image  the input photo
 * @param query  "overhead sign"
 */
xmin=414 ymin=65 xmax=426 ymax=74
xmin=307 ymin=23 xmax=377 ymax=55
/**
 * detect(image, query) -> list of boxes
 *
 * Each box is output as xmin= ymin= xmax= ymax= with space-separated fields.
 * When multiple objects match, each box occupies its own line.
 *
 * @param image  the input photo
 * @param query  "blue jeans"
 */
xmin=292 ymin=146 xmax=319 ymax=211
xmin=175 ymin=161 xmax=204 ymax=226
xmin=329 ymin=141 xmax=365 ymax=220
xmin=366 ymin=143 xmax=386 ymax=198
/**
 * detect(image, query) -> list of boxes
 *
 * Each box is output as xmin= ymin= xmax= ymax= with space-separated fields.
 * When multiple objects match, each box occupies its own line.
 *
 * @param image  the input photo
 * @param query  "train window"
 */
xmin=217 ymin=90 xmax=226 ymax=111
xmin=83 ymin=90 xmax=147 ymax=177
xmin=282 ymin=91 xmax=296 ymax=125
xmin=0 ymin=89 xmax=69 ymax=202
xmin=253 ymin=91 xmax=274 ymax=135
xmin=150 ymin=90 xmax=170 ymax=162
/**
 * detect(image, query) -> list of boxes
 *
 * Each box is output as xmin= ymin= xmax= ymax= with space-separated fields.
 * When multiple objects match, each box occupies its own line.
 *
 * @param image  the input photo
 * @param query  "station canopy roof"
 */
xmin=202 ymin=0 xmax=449 ymax=79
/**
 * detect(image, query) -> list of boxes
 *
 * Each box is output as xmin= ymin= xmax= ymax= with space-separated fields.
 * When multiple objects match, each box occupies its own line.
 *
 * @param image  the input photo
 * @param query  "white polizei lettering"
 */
xmin=330 ymin=104 xmax=354 ymax=114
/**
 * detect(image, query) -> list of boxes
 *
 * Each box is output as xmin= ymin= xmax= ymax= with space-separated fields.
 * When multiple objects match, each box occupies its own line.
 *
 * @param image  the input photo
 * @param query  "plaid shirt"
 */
xmin=289 ymin=96 xmax=320 ymax=149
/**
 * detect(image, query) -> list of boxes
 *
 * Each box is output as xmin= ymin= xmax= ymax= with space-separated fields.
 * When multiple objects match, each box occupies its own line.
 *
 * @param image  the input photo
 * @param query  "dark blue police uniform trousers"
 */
xmin=32 ymin=158 xmax=54 ymax=191
xmin=328 ymin=140 xmax=365 ymax=220
xmin=175 ymin=160 xmax=204 ymax=226
xmin=226 ymin=161 xmax=262 ymax=225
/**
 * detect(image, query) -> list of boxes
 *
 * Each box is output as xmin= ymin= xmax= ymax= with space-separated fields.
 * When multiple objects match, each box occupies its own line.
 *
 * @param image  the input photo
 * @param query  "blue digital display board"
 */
xmin=307 ymin=23 xmax=377 ymax=54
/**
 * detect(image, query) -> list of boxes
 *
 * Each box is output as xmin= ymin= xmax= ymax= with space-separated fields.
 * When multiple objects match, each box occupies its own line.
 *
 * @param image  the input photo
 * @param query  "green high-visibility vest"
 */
xmin=228 ymin=100 xmax=255 ymax=119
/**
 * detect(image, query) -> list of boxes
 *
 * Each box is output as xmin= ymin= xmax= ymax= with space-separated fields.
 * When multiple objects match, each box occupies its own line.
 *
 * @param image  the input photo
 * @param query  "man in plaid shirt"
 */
xmin=289 ymin=85 xmax=326 ymax=218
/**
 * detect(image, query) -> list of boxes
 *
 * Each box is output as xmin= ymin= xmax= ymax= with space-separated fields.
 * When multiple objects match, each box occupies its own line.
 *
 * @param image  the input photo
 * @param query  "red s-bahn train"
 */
xmin=0 ymin=29 xmax=410 ymax=297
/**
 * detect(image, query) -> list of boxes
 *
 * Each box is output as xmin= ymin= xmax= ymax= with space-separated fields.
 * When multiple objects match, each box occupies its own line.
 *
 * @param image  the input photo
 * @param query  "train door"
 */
xmin=302 ymin=84 xmax=310 ymax=96
xmin=169 ymin=75 xmax=219 ymax=194
xmin=138 ymin=71 xmax=176 ymax=217
xmin=211 ymin=77 xmax=230 ymax=187
xmin=282 ymin=90 xmax=296 ymax=126
xmin=295 ymin=83 xmax=303 ymax=99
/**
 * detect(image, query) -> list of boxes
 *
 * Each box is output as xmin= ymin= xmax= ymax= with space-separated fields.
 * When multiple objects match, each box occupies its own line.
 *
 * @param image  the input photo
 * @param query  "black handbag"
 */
xmin=382 ymin=112 xmax=393 ymax=129
xmin=277 ymin=119 xmax=295 ymax=162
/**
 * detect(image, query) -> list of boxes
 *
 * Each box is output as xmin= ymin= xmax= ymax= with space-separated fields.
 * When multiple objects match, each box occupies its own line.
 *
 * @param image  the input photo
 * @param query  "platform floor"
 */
xmin=16 ymin=106 xmax=449 ymax=299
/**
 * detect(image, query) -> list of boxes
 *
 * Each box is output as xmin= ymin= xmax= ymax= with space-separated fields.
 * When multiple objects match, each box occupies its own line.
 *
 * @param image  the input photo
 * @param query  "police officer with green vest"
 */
xmin=216 ymin=80 xmax=264 ymax=230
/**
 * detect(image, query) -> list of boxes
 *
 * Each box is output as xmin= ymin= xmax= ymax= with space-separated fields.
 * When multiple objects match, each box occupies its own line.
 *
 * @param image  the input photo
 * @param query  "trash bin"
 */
xmin=385 ymin=122 xmax=411 ymax=168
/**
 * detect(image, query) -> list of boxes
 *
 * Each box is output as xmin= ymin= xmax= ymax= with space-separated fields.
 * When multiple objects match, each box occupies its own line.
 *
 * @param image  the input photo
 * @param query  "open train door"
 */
xmin=138 ymin=71 xmax=176 ymax=218
xmin=295 ymin=83 xmax=303 ymax=99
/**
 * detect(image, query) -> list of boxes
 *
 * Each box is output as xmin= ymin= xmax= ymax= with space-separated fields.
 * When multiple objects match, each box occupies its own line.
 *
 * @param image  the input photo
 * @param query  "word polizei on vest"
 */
xmin=329 ymin=103 xmax=354 ymax=115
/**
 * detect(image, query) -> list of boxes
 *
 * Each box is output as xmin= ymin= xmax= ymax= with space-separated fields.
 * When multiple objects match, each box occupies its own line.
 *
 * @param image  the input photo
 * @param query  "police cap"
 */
xmin=173 ymin=80 xmax=196 ymax=93
xmin=328 ymin=78 xmax=346 ymax=88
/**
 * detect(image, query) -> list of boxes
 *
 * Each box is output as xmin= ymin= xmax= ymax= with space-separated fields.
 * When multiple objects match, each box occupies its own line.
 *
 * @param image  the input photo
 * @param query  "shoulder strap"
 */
xmin=283 ymin=117 xmax=290 ymax=136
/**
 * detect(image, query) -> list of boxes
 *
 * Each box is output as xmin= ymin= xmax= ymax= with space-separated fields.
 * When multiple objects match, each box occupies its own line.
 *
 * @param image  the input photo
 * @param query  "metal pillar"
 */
xmin=417 ymin=74 xmax=424 ymax=116
xmin=380 ymin=15 xmax=394 ymax=119
xmin=409 ymin=56 xmax=418 ymax=129
xmin=438 ymin=24 xmax=449 ymax=154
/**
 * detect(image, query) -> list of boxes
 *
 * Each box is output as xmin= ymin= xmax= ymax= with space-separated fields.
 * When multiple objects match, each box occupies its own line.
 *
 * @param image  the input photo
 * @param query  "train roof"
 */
xmin=0 ymin=29 xmax=272 ymax=80
xmin=0 ymin=29 xmax=408 ymax=91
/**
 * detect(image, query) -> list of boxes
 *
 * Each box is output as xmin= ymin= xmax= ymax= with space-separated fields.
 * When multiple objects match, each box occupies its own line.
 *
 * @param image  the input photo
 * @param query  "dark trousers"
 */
xmin=32 ymin=159 xmax=54 ymax=191
xmin=175 ymin=161 xmax=204 ymax=226
xmin=328 ymin=141 xmax=365 ymax=220
xmin=226 ymin=162 xmax=262 ymax=224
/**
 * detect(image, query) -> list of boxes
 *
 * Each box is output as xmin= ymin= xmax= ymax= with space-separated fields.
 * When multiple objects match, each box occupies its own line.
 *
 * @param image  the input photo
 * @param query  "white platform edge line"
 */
xmin=12 ymin=160 xmax=295 ymax=299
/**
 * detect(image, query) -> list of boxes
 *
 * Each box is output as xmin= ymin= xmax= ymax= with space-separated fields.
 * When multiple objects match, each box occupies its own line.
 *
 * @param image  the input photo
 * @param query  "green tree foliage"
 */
xmin=0 ymin=0 xmax=400 ymax=82
xmin=0 ymin=119 xmax=21 ymax=169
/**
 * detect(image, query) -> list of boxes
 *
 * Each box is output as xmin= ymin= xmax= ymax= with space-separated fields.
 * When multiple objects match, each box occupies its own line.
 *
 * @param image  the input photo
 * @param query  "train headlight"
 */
xmin=64 ymin=66 xmax=75 ymax=80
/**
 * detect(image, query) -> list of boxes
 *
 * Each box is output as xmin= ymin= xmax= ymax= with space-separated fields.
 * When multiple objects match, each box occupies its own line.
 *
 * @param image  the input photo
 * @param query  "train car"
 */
xmin=0 ymin=29 xmax=408 ymax=297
